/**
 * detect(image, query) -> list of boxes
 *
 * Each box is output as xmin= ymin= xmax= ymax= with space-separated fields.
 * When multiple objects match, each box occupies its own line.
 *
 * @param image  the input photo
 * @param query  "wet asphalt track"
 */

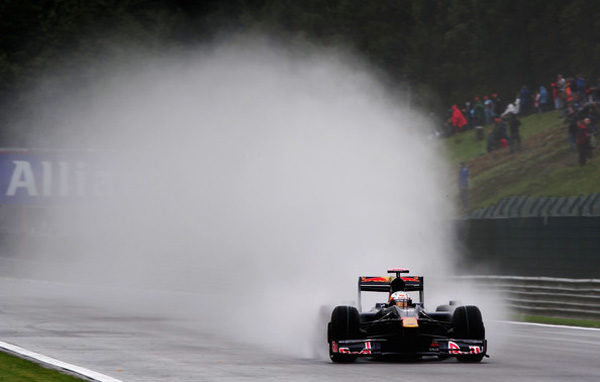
xmin=1 ymin=276 xmax=599 ymax=382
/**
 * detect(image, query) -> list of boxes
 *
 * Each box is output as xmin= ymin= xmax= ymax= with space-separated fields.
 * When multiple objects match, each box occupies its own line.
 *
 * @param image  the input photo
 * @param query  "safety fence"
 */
xmin=457 ymin=275 xmax=600 ymax=320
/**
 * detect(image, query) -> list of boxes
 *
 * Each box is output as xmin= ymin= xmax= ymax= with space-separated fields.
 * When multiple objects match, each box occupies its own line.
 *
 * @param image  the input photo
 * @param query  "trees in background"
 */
xmin=1 ymin=0 xmax=599 ymax=143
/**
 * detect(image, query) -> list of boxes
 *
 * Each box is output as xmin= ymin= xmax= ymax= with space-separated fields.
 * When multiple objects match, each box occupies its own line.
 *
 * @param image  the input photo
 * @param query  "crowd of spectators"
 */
xmin=444 ymin=73 xmax=600 ymax=210
xmin=435 ymin=73 xmax=600 ymax=166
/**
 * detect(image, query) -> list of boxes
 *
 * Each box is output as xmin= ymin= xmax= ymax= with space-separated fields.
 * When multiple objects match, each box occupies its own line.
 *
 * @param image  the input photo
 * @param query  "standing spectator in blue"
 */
xmin=539 ymin=86 xmax=549 ymax=112
xmin=519 ymin=85 xmax=532 ymax=116
xmin=458 ymin=162 xmax=469 ymax=209
xmin=576 ymin=74 xmax=586 ymax=103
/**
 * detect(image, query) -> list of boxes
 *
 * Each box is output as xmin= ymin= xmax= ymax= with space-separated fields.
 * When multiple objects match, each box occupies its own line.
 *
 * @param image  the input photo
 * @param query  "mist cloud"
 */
xmin=14 ymin=39 xmax=476 ymax=358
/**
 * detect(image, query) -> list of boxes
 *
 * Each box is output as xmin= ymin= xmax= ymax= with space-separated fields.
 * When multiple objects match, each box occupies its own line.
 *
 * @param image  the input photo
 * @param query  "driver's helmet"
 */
xmin=389 ymin=291 xmax=412 ymax=308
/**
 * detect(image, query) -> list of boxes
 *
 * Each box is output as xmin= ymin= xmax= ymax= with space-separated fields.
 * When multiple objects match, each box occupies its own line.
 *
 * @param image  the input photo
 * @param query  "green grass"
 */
xmin=519 ymin=110 xmax=564 ymax=139
xmin=514 ymin=314 xmax=600 ymax=328
xmin=472 ymin=155 xmax=600 ymax=210
xmin=444 ymin=129 xmax=488 ymax=164
xmin=0 ymin=351 xmax=84 ymax=381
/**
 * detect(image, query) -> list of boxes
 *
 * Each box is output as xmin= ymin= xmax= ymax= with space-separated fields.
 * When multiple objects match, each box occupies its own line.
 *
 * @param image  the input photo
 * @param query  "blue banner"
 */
xmin=0 ymin=150 xmax=116 ymax=205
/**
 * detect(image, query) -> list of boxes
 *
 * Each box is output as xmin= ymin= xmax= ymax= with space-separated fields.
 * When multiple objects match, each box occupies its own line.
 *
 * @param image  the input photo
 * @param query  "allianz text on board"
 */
xmin=0 ymin=152 xmax=128 ymax=205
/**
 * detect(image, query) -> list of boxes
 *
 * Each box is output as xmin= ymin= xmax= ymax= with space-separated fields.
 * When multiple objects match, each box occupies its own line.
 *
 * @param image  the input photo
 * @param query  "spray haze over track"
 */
xmin=15 ymin=40 xmax=500 ymax=359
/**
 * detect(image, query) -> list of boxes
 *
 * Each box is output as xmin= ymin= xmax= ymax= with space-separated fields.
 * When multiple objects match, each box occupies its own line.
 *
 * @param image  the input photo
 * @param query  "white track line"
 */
xmin=504 ymin=320 xmax=600 ymax=331
xmin=0 ymin=341 xmax=122 ymax=382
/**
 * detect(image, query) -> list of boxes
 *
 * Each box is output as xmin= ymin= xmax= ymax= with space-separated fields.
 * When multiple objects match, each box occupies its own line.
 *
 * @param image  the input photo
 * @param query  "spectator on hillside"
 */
xmin=502 ymin=99 xmax=519 ymax=117
xmin=589 ymin=116 xmax=598 ymax=149
xmin=486 ymin=117 xmax=508 ymax=152
xmin=514 ymin=96 xmax=521 ymax=115
xmin=464 ymin=101 xmax=473 ymax=129
xmin=576 ymin=74 xmax=586 ymax=102
xmin=451 ymin=104 xmax=467 ymax=133
xmin=484 ymin=96 xmax=494 ymax=125
xmin=576 ymin=118 xmax=592 ymax=166
xmin=469 ymin=103 xmax=476 ymax=123
xmin=473 ymin=97 xmax=485 ymax=126
xmin=496 ymin=117 xmax=508 ymax=140
xmin=579 ymin=103 xmax=600 ymax=139
xmin=505 ymin=113 xmax=522 ymax=153
xmin=551 ymin=83 xmax=561 ymax=109
xmin=534 ymin=90 xmax=541 ymax=114
xmin=566 ymin=81 xmax=575 ymax=106
xmin=579 ymin=101 xmax=599 ymax=118
xmin=458 ymin=162 xmax=469 ymax=209
xmin=565 ymin=106 xmax=579 ymax=152
xmin=519 ymin=85 xmax=532 ymax=116
xmin=492 ymin=93 xmax=504 ymax=116
xmin=557 ymin=74 xmax=567 ymax=107
xmin=539 ymin=86 xmax=549 ymax=111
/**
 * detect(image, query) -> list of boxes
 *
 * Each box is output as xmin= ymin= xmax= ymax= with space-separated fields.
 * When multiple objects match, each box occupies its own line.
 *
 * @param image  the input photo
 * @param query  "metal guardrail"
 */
xmin=457 ymin=275 xmax=600 ymax=320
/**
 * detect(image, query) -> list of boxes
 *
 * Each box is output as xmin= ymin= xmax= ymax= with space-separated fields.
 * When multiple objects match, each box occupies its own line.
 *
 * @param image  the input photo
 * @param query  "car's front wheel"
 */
xmin=328 ymin=306 xmax=361 ymax=363
xmin=452 ymin=305 xmax=485 ymax=363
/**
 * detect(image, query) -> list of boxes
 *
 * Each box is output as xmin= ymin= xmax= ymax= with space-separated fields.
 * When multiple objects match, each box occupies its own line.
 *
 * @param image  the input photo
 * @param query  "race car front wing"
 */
xmin=331 ymin=338 xmax=487 ymax=357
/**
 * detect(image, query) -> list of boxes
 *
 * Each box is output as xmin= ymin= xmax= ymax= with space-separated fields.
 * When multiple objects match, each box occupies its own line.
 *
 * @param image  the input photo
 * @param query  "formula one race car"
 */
xmin=327 ymin=268 xmax=487 ymax=363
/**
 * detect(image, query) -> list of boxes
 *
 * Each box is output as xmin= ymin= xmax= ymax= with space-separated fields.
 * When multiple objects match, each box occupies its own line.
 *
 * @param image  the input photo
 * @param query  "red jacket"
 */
xmin=451 ymin=105 xmax=467 ymax=128
xmin=576 ymin=124 xmax=590 ymax=145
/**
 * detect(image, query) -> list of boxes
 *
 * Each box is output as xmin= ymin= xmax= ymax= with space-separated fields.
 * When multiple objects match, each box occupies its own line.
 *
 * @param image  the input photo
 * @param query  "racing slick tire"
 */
xmin=452 ymin=305 xmax=485 ymax=363
xmin=328 ymin=306 xmax=361 ymax=363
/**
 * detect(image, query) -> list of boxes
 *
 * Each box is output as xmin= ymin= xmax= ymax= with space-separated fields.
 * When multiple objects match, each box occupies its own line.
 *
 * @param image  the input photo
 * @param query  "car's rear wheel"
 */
xmin=452 ymin=305 xmax=485 ymax=363
xmin=328 ymin=306 xmax=361 ymax=363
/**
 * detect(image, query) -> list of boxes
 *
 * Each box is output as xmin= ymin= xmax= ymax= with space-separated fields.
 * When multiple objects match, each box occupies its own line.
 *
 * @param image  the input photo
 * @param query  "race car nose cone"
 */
xmin=402 ymin=317 xmax=419 ymax=328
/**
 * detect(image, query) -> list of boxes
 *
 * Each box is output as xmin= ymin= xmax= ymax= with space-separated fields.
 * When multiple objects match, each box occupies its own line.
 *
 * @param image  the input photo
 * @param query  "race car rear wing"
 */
xmin=357 ymin=276 xmax=424 ymax=292
xmin=358 ymin=276 xmax=394 ymax=292
xmin=357 ymin=270 xmax=424 ymax=312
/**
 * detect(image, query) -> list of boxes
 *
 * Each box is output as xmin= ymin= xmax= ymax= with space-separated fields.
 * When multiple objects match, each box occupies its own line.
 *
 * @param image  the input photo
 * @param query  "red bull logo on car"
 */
xmin=448 ymin=341 xmax=483 ymax=355
xmin=337 ymin=341 xmax=372 ymax=355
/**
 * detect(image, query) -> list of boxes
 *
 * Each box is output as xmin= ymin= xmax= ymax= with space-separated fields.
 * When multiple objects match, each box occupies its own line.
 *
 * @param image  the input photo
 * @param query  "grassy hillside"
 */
xmin=444 ymin=110 xmax=600 ymax=212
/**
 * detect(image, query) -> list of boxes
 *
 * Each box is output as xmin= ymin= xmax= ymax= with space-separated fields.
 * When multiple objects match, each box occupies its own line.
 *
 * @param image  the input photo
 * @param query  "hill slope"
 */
xmin=444 ymin=111 xmax=600 ymax=212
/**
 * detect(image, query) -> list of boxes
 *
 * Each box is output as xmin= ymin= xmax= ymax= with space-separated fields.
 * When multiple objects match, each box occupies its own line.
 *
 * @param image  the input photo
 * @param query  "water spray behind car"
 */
xmin=11 ymin=37 xmax=506 ymax=359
